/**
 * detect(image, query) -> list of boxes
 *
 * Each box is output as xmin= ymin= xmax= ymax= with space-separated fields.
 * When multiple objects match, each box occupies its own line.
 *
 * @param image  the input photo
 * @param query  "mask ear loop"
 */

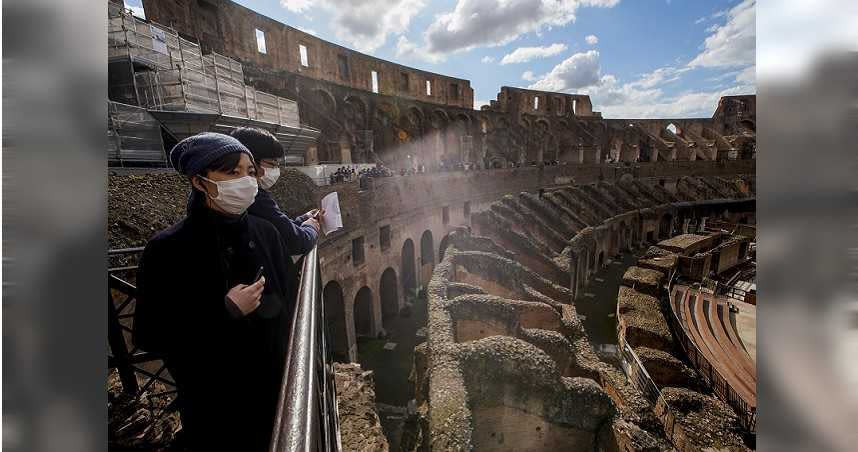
xmin=196 ymin=175 xmax=219 ymax=200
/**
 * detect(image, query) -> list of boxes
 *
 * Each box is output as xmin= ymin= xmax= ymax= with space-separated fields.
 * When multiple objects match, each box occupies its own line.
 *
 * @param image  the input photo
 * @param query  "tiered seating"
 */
xmin=670 ymin=285 xmax=756 ymax=411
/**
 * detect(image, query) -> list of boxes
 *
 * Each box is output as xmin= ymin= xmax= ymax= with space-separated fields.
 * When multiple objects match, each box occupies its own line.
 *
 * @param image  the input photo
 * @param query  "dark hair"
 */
xmin=230 ymin=127 xmax=284 ymax=161
xmin=203 ymin=152 xmax=244 ymax=174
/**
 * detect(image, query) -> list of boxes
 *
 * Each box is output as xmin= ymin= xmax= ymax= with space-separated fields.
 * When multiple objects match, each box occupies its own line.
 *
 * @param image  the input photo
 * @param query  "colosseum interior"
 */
xmin=107 ymin=1 xmax=757 ymax=451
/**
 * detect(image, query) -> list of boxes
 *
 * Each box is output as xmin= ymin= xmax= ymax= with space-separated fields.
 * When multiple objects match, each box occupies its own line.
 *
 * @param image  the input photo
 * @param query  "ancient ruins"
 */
xmin=107 ymin=1 xmax=757 ymax=450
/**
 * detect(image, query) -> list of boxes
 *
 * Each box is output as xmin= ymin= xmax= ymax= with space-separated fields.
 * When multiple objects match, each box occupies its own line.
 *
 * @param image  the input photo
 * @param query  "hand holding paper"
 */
xmin=320 ymin=192 xmax=343 ymax=235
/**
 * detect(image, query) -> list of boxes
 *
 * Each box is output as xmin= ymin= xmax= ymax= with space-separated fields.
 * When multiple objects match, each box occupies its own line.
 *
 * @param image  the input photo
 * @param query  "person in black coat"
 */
xmin=133 ymin=133 xmax=292 ymax=451
xmin=229 ymin=127 xmax=321 ymax=257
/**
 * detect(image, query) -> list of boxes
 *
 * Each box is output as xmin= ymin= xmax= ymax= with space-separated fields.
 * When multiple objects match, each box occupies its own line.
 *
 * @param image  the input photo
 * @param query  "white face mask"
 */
xmin=199 ymin=175 xmax=258 ymax=214
xmin=258 ymin=166 xmax=280 ymax=190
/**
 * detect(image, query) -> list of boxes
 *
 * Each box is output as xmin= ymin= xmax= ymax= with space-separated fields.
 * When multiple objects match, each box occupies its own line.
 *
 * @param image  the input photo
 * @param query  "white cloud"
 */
xmin=736 ymin=65 xmax=755 ymax=84
xmin=527 ymin=50 xmax=602 ymax=91
xmin=629 ymin=66 xmax=690 ymax=89
xmin=280 ymin=0 xmax=426 ymax=53
xmin=481 ymin=56 xmax=495 ymax=63
xmin=575 ymin=66 xmax=753 ymax=118
xmin=280 ymin=0 xmax=313 ymax=13
xmin=585 ymin=34 xmax=598 ymax=45
xmin=521 ymin=70 xmax=537 ymax=81
xmin=694 ymin=17 xmax=706 ymax=25
xmin=295 ymin=26 xmax=318 ymax=36
xmin=422 ymin=0 xmax=619 ymax=55
xmin=474 ymin=99 xmax=491 ymax=110
xmin=395 ymin=36 xmax=444 ymax=63
xmin=689 ymin=0 xmax=755 ymax=68
xmin=500 ymin=43 xmax=568 ymax=64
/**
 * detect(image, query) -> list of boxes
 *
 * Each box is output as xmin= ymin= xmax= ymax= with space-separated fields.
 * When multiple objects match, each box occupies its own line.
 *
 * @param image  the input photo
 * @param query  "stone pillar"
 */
xmin=306 ymin=144 xmax=318 ymax=165
xmin=345 ymin=303 xmax=358 ymax=362
xmin=340 ymin=142 xmax=352 ymax=163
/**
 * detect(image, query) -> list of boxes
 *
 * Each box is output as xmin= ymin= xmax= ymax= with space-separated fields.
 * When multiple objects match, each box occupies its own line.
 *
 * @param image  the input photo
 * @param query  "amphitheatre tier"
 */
xmin=424 ymin=176 xmax=755 ymax=451
xmin=109 ymin=160 xmax=754 ymax=361
xmin=108 ymin=1 xmax=757 ymax=449
xmin=115 ymin=0 xmax=755 ymax=169
xmin=108 ymin=163 xmax=754 ymax=451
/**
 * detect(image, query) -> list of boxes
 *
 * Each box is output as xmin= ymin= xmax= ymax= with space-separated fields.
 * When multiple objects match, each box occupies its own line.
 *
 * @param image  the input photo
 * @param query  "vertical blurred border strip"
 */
xmin=757 ymin=1 xmax=858 ymax=451
xmin=3 ymin=0 xmax=107 ymax=451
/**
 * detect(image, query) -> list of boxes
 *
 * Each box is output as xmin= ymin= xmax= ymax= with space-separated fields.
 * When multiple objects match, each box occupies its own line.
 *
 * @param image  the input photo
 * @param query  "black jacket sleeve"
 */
xmin=248 ymin=190 xmax=318 ymax=256
xmin=132 ymin=238 xmax=176 ymax=355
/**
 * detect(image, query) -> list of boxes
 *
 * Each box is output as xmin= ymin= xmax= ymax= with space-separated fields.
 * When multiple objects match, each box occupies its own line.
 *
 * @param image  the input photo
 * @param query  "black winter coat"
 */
xmin=133 ymin=193 xmax=293 ymax=451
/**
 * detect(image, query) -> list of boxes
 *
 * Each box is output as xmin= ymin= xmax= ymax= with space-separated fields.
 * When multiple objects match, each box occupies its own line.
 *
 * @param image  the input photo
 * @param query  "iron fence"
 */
xmin=109 ymin=244 xmax=343 ymax=447
xmin=108 ymin=247 xmax=177 ymax=417
xmin=619 ymin=342 xmax=678 ymax=440
xmin=666 ymin=272 xmax=757 ymax=432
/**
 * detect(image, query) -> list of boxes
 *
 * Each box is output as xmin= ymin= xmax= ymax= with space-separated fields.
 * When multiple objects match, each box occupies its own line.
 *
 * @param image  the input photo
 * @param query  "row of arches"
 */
xmin=322 ymin=229 xmax=453 ymax=361
xmin=296 ymin=81 xmax=614 ymax=167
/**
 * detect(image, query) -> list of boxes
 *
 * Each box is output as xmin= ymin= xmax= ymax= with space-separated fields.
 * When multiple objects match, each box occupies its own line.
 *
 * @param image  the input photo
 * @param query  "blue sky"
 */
xmin=124 ymin=0 xmax=755 ymax=118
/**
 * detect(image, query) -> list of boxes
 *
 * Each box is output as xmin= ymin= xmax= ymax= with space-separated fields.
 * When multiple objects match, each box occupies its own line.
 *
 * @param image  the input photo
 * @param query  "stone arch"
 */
xmin=428 ymin=109 xmax=450 ymax=165
xmin=390 ymin=106 xmax=424 ymax=168
xmin=588 ymin=246 xmax=597 ymax=274
xmin=530 ymin=118 xmax=551 ymax=163
xmin=543 ymin=132 xmax=558 ymax=162
xmin=659 ymin=213 xmax=673 ymax=240
xmin=379 ymin=267 xmax=399 ymax=327
xmin=739 ymin=119 xmax=756 ymax=133
xmin=478 ymin=116 xmax=489 ymax=134
xmin=452 ymin=113 xmax=472 ymax=162
xmin=372 ymin=101 xmax=401 ymax=163
xmin=342 ymin=95 xmax=369 ymax=128
xmin=354 ymin=286 xmax=374 ymax=338
xmin=341 ymin=95 xmax=369 ymax=161
xmin=313 ymin=88 xmax=337 ymax=116
xmin=438 ymin=234 xmax=451 ymax=262
xmin=323 ymin=280 xmax=348 ymax=362
xmin=570 ymin=250 xmax=580 ymax=299
xmin=401 ymin=238 xmax=417 ymax=297
xmin=420 ymin=230 xmax=435 ymax=284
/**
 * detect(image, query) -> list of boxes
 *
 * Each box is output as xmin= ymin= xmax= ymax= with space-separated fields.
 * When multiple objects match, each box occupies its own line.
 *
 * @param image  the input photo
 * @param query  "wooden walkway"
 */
xmin=671 ymin=285 xmax=756 ymax=410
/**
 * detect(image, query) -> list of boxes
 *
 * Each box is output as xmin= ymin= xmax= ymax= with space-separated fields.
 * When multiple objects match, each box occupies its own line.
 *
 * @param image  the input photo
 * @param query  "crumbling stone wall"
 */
xmin=418 ymin=177 xmax=755 ymax=451
xmin=108 ymin=162 xmax=754 ymax=366
xmin=615 ymin=229 xmax=756 ymax=451
xmin=134 ymin=1 xmax=754 ymax=167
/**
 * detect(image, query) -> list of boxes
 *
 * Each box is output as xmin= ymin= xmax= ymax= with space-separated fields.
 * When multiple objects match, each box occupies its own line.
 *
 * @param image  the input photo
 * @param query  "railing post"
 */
xmin=269 ymin=246 xmax=340 ymax=452
xmin=108 ymin=287 xmax=138 ymax=394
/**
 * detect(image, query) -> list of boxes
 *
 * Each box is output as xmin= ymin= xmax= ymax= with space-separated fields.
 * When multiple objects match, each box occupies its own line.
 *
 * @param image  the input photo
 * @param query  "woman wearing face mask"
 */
xmin=230 ymin=127 xmax=321 ymax=255
xmin=133 ymin=132 xmax=292 ymax=451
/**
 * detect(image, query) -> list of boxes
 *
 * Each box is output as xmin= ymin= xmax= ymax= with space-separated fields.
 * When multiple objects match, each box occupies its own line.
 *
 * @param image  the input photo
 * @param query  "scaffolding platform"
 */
xmin=107 ymin=3 xmax=319 ymax=165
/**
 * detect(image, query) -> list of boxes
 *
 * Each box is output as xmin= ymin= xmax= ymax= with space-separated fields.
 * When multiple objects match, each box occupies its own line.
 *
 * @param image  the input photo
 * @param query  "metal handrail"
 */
xmin=269 ymin=245 xmax=342 ymax=452
xmin=666 ymin=272 xmax=756 ymax=432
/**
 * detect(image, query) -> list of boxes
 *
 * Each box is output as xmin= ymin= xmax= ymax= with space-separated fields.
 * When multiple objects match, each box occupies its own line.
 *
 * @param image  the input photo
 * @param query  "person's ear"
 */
xmin=191 ymin=175 xmax=209 ymax=194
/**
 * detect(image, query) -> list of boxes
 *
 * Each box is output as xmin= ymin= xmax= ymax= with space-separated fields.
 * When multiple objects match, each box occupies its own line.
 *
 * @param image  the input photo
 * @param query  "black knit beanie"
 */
xmin=169 ymin=132 xmax=253 ymax=177
xmin=229 ymin=127 xmax=284 ymax=161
